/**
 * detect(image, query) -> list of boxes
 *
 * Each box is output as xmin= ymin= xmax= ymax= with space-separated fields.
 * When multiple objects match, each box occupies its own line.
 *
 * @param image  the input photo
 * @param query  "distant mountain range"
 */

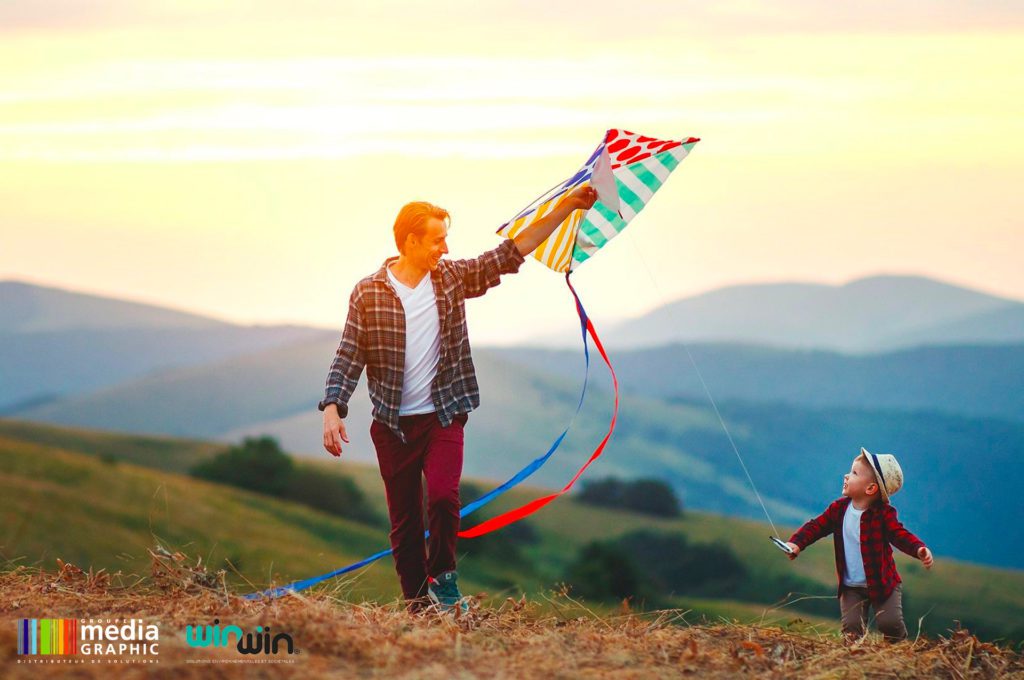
xmin=542 ymin=275 xmax=1024 ymax=352
xmin=0 ymin=280 xmax=334 ymax=411
xmin=501 ymin=343 xmax=1024 ymax=423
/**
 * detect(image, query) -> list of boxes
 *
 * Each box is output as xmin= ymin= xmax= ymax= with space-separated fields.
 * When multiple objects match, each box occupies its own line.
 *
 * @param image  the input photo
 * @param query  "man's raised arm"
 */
xmin=513 ymin=185 xmax=597 ymax=257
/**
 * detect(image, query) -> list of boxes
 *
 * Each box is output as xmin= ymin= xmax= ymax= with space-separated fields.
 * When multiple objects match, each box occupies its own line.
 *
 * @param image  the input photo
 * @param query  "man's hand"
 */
xmin=785 ymin=542 xmax=801 ymax=560
xmin=917 ymin=546 xmax=934 ymax=569
xmin=322 ymin=404 xmax=349 ymax=457
xmin=514 ymin=184 xmax=599 ymax=257
xmin=567 ymin=185 xmax=599 ymax=211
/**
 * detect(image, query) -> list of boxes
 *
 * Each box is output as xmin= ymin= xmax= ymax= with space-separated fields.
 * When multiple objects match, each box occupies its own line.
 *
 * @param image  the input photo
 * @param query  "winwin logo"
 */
xmin=185 ymin=619 xmax=296 ymax=655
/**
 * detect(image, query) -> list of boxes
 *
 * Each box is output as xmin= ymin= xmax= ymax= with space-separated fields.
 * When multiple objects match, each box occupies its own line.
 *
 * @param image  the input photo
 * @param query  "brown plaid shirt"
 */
xmin=318 ymin=238 xmax=526 ymax=441
xmin=789 ymin=496 xmax=927 ymax=604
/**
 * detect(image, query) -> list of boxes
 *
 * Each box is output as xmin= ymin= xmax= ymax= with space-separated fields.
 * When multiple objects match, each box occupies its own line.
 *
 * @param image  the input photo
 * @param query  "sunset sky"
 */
xmin=2 ymin=1 xmax=1022 ymax=344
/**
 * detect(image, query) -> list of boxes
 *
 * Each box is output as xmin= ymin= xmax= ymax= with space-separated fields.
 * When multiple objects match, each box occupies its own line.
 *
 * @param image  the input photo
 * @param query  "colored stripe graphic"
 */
xmin=18 ymin=619 xmax=77 ymax=655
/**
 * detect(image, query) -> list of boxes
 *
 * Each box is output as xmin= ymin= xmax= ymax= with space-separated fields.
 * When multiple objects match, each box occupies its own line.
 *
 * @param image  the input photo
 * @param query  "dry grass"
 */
xmin=1 ymin=551 xmax=1021 ymax=679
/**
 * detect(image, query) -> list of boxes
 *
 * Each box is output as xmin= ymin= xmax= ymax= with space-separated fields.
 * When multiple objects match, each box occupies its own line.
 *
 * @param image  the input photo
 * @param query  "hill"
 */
xmin=2 ymin=569 xmax=1020 ymax=678
xmin=1 ymin=419 xmax=1023 ymax=645
xmin=10 ymin=333 xmax=1024 ymax=569
xmin=0 ymin=280 xmax=332 ymax=411
xmin=501 ymin=342 xmax=1024 ymax=423
xmin=548 ymin=275 xmax=1023 ymax=352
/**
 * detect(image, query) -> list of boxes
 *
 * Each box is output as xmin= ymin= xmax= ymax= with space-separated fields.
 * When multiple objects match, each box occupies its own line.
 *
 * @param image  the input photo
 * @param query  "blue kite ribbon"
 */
xmin=246 ymin=281 xmax=592 ymax=599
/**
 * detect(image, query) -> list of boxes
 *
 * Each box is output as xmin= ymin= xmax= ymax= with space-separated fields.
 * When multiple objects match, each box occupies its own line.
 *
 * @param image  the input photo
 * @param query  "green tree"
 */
xmin=190 ymin=436 xmax=294 ymax=496
xmin=283 ymin=468 xmax=377 ymax=525
xmin=564 ymin=541 xmax=644 ymax=601
xmin=578 ymin=477 xmax=682 ymax=517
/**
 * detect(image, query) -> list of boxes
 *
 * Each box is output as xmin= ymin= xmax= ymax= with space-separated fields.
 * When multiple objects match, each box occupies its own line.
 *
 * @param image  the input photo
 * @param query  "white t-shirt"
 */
xmin=842 ymin=503 xmax=868 ymax=587
xmin=387 ymin=266 xmax=441 ymax=415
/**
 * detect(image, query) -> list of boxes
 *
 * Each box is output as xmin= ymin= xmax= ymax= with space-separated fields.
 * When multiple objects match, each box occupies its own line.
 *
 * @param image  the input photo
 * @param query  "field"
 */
xmin=2 ymin=417 xmax=1024 ymax=649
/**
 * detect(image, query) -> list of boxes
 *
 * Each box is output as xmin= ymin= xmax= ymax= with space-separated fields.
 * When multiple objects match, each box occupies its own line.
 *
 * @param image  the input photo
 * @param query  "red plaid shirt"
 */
xmin=789 ymin=497 xmax=926 ymax=604
xmin=318 ymin=238 xmax=526 ymax=442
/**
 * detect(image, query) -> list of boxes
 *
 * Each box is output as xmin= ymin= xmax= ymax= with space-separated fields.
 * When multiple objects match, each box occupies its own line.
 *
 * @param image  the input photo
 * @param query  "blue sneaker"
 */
xmin=427 ymin=570 xmax=469 ymax=613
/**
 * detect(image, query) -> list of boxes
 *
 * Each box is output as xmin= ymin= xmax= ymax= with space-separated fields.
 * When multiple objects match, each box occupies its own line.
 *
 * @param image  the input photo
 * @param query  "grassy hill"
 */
xmin=2 ymin=569 xmax=1021 ymax=680
xmin=4 ymin=569 xmax=1020 ymax=680
xmin=2 ymin=419 xmax=1023 ymax=645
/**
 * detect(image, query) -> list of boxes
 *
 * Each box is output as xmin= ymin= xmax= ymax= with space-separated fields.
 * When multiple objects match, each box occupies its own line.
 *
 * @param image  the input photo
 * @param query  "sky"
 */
xmin=2 ymin=1 xmax=1022 ymax=344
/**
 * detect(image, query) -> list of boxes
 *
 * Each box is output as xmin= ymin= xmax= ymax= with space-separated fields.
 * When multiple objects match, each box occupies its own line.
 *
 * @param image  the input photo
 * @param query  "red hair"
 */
xmin=393 ymin=201 xmax=449 ymax=253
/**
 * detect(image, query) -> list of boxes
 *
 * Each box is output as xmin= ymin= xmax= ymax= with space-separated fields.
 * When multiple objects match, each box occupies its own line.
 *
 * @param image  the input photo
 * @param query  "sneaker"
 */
xmin=427 ymin=570 xmax=469 ymax=613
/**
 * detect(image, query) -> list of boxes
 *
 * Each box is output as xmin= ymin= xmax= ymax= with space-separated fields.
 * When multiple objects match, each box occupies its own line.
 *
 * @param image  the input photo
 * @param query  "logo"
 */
xmin=185 ymin=619 xmax=296 ymax=655
xmin=17 ymin=619 xmax=77 ymax=656
xmin=17 ymin=618 xmax=159 ymax=657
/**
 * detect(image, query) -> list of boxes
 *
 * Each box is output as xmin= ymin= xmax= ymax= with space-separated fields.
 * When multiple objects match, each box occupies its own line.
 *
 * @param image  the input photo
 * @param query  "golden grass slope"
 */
xmin=0 ymin=560 xmax=1021 ymax=679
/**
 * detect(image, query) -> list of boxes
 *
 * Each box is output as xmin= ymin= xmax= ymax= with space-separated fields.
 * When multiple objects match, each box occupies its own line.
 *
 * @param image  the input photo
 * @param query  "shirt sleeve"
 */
xmin=884 ymin=505 xmax=927 ymax=557
xmin=789 ymin=499 xmax=842 ymax=550
xmin=318 ymin=289 xmax=366 ymax=418
xmin=448 ymin=238 xmax=526 ymax=299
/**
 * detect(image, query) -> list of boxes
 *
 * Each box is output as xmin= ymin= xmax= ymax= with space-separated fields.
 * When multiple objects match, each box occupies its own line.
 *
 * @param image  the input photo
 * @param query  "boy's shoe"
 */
xmin=427 ymin=570 xmax=469 ymax=613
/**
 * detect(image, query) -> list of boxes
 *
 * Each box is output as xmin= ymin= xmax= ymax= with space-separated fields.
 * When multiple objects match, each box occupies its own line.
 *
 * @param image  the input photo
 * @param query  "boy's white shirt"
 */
xmin=387 ymin=266 xmax=440 ymax=416
xmin=842 ymin=503 xmax=868 ymax=587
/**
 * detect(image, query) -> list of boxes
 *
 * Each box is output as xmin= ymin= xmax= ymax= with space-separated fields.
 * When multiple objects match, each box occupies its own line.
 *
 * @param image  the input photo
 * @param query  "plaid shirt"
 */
xmin=318 ymin=238 xmax=526 ymax=442
xmin=789 ymin=497 xmax=926 ymax=604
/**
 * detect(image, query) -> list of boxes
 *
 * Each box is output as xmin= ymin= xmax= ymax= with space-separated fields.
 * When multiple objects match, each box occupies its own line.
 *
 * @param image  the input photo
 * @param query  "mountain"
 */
xmin=500 ymin=343 xmax=1024 ymax=423
xmin=0 ymin=279 xmax=232 ymax=333
xmin=0 ymin=280 xmax=334 ymax=410
xmin=11 ymin=337 xmax=1024 ymax=569
xmin=560 ymin=275 xmax=1024 ymax=352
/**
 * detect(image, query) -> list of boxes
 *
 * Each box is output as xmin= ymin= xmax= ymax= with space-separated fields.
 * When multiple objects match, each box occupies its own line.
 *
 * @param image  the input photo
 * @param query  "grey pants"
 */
xmin=840 ymin=584 xmax=907 ymax=642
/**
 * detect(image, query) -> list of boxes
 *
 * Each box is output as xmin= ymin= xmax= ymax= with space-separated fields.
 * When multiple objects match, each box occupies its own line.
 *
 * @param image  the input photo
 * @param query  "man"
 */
xmin=319 ymin=185 xmax=598 ymax=612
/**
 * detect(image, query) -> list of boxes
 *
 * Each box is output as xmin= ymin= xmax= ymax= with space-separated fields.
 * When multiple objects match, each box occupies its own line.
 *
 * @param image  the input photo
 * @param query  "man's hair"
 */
xmin=393 ymin=201 xmax=449 ymax=254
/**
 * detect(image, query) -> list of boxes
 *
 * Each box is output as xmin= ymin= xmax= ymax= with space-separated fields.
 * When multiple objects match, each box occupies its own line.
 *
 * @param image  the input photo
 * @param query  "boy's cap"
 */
xmin=857 ymin=447 xmax=904 ymax=503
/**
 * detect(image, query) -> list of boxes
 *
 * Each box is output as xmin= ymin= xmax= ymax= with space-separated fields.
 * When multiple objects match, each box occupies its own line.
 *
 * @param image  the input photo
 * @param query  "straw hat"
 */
xmin=857 ymin=447 xmax=904 ymax=502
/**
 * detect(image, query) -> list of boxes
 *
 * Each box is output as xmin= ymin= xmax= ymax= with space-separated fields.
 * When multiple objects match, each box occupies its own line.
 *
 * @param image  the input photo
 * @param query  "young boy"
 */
xmin=784 ymin=448 xmax=934 ymax=642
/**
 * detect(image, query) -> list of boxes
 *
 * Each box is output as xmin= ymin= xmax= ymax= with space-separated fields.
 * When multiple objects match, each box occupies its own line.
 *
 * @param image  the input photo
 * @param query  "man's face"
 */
xmin=406 ymin=217 xmax=449 ymax=271
xmin=842 ymin=457 xmax=879 ymax=501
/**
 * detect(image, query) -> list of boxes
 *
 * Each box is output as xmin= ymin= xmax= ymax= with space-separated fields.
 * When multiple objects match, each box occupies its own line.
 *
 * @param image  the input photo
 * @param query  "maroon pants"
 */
xmin=369 ymin=411 xmax=467 ymax=602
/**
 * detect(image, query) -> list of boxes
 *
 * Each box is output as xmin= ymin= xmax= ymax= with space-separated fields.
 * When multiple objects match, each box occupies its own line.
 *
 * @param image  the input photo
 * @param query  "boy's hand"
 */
xmin=785 ymin=543 xmax=800 ymax=560
xmin=917 ymin=546 xmax=933 ymax=569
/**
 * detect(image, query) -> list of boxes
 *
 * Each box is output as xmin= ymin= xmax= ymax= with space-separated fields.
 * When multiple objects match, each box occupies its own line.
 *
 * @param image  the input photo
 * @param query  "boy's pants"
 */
xmin=840 ymin=584 xmax=907 ymax=642
xmin=370 ymin=411 xmax=467 ymax=603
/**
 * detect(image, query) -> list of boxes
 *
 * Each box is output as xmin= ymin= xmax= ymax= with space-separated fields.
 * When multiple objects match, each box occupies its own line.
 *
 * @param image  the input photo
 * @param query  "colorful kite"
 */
xmin=458 ymin=129 xmax=699 ymax=538
xmin=247 ymin=129 xmax=698 ymax=599
xmin=497 ymin=129 xmax=700 ymax=273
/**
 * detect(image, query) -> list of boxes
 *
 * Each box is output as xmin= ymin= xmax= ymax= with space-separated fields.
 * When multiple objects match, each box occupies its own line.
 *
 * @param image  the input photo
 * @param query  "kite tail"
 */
xmin=457 ymin=273 xmax=619 ymax=539
xmin=244 ymin=279 xmax=594 ymax=600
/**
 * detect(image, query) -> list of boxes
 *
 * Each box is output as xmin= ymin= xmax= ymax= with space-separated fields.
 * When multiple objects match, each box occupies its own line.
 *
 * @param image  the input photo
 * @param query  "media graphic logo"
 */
xmin=16 ymin=618 xmax=160 ymax=660
xmin=185 ymin=619 xmax=296 ymax=655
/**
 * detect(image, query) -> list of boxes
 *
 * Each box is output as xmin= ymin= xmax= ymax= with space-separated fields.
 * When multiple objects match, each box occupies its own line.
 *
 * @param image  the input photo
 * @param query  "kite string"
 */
xmin=624 ymin=233 xmax=781 ymax=538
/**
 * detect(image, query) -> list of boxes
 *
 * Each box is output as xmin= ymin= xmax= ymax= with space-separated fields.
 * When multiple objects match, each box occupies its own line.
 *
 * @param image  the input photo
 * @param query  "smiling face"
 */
xmin=842 ymin=456 xmax=880 ymax=504
xmin=403 ymin=217 xmax=448 ymax=271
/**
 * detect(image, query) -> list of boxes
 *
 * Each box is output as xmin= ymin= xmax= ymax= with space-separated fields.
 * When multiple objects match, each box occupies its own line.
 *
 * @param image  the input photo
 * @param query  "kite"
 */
xmin=458 ymin=129 xmax=699 ymax=538
xmin=497 ymin=129 xmax=700 ymax=273
xmin=246 ymin=129 xmax=698 ymax=599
